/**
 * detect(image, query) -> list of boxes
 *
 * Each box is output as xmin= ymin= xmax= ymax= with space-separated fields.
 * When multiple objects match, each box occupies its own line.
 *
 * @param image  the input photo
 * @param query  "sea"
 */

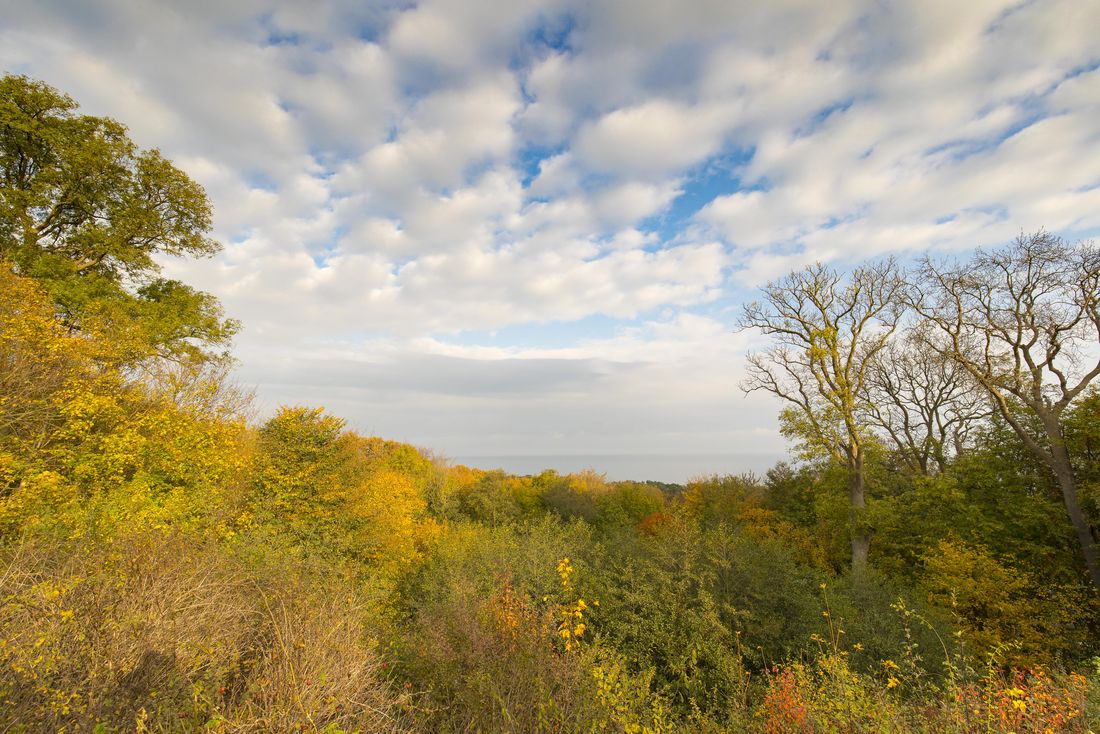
xmin=450 ymin=453 xmax=785 ymax=485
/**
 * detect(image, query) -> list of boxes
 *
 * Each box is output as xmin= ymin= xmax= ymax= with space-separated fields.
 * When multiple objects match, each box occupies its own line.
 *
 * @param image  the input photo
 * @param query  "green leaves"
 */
xmin=0 ymin=74 xmax=234 ymax=364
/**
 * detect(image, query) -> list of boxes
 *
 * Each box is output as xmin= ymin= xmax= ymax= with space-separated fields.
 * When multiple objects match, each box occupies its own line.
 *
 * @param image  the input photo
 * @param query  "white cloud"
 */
xmin=3 ymin=0 xmax=1098 ymax=463
xmin=574 ymin=100 xmax=733 ymax=178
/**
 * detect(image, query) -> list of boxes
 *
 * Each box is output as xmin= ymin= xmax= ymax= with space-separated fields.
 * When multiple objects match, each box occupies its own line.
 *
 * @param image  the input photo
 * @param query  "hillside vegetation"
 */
xmin=3 ymin=73 xmax=1100 ymax=733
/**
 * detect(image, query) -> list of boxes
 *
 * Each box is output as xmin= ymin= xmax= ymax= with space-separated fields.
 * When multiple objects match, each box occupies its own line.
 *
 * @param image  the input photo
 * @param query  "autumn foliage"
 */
xmin=4 ymin=73 xmax=1100 ymax=734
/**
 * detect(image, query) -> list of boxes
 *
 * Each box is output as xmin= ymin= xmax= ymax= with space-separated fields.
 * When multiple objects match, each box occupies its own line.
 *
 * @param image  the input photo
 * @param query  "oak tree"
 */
xmin=865 ymin=329 xmax=990 ymax=475
xmin=914 ymin=231 xmax=1100 ymax=596
xmin=740 ymin=260 xmax=906 ymax=575
xmin=0 ymin=73 xmax=237 ymax=363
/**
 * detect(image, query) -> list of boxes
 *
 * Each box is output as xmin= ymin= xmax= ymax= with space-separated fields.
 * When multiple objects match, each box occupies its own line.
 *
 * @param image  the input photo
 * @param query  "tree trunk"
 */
xmin=1047 ymin=440 xmax=1100 ymax=594
xmin=848 ymin=447 xmax=870 ymax=578
xmin=1045 ymin=423 xmax=1100 ymax=598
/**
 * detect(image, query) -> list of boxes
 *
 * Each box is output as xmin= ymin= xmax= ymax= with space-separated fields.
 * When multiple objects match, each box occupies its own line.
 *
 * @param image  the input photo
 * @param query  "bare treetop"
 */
xmin=915 ymin=231 xmax=1100 ymax=416
xmin=740 ymin=259 xmax=908 ymax=460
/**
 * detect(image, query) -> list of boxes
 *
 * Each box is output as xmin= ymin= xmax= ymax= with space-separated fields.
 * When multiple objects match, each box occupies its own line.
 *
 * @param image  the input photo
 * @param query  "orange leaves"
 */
xmin=759 ymin=666 xmax=812 ymax=734
xmin=946 ymin=668 xmax=1089 ymax=733
xmin=758 ymin=654 xmax=1093 ymax=734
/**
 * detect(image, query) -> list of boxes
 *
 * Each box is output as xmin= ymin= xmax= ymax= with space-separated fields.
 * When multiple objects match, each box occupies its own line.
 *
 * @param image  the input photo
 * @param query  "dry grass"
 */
xmin=0 ymin=531 xmax=410 ymax=733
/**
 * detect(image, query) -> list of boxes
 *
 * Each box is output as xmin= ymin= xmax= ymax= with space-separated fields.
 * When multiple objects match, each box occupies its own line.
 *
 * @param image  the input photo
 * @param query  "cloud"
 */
xmin=234 ymin=312 xmax=778 ymax=463
xmin=574 ymin=99 xmax=733 ymax=178
xmin=2 ymin=0 xmax=1098 ymax=463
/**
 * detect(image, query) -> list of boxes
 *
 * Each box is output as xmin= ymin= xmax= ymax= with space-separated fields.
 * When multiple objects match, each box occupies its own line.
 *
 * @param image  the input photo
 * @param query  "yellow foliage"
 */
xmin=0 ymin=266 xmax=249 ymax=538
xmin=554 ymin=557 xmax=595 ymax=653
xmin=918 ymin=539 xmax=1079 ymax=664
xmin=347 ymin=468 xmax=435 ymax=568
xmin=567 ymin=468 xmax=609 ymax=494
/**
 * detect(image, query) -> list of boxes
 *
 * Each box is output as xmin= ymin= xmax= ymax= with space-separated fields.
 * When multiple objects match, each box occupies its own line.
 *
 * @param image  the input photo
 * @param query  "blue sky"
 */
xmin=3 ymin=0 xmax=1099 ymax=479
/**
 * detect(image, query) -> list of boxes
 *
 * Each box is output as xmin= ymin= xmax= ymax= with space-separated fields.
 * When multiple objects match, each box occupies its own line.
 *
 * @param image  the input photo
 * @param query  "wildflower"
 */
xmin=887 ymin=677 xmax=899 ymax=689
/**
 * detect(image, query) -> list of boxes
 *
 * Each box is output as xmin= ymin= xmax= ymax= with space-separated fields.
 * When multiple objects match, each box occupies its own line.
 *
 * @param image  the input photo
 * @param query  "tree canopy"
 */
xmin=4 ymin=72 xmax=1100 ymax=733
xmin=0 ymin=73 xmax=237 ymax=364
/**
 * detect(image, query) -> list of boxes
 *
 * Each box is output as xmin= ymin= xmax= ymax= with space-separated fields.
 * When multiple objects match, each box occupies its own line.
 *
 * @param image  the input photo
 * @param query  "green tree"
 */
xmin=1066 ymin=388 xmax=1100 ymax=522
xmin=252 ymin=406 xmax=348 ymax=542
xmin=914 ymin=232 xmax=1100 ymax=597
xmin=740 ymin=260 xmax=906 ymax=576
xmin=0 ymin=74 xmax=237 ymax=363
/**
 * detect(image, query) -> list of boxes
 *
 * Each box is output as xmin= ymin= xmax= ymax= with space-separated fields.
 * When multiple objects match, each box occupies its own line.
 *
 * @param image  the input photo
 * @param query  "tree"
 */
xmin=913 ymin=231 xmax=1100 ymax=596
xmin=865 ymin=330 xmax=990 ymax=475
xmin=1065 ymin=388 xmax=1100 ymax=521
xmin=0 ymin=74 xmax=236 ymax=363
xmin=253 ymin=406 xmax=348 ymax=530
xmin=0 ymin=268 xmax=248 ymax=537
xmin=0 ymin=265 xmax=114 ymax=492
xmin=740 ymin=260 xmax=906 ymax=575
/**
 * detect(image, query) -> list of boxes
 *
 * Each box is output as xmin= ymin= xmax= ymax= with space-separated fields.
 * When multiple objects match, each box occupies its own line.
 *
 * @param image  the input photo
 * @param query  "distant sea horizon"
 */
xmin=450 ymin=453 xmax=786 ymax=485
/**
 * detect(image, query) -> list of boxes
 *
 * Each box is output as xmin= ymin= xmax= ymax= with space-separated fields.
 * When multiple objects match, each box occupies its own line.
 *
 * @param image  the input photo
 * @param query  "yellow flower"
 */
xmin=883 ymin=659 xmax=899 ymax=670
xmin=1012 ymin=699 xmax=1026 ymax=712
xmin=886 ymin=677 xmax=899 ymax=689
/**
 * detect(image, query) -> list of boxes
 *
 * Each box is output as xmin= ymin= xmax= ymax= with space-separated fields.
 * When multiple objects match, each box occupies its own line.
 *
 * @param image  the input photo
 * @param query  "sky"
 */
xmin=3 ymin=0 xmax=1099 ymax=481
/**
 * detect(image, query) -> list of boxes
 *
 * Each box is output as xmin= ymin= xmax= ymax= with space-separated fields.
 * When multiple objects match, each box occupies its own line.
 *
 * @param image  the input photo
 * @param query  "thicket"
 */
xmin=3 ymin=73 xmax=1100 ymax=732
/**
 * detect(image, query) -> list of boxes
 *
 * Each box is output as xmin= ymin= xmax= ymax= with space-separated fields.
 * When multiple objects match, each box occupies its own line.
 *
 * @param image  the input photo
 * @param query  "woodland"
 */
xmin=3 ymin=73 xmax=1100 ymax=733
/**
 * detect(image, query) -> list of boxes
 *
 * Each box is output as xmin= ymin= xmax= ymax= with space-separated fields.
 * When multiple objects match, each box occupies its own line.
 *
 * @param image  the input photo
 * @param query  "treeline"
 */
xmin=739 ymin=236 xmax=1100 ymax=601
xmin=2 ymin=72 xmax=1100 ymax=732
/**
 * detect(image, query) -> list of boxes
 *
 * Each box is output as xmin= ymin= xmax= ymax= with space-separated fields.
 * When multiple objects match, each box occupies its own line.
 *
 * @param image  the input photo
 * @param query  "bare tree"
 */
xmin=740 ymin=260 xmax=907 ymax=575
xmin=864 ymin=329 xmax=991 ymax=475
xmin=913 ymin=231 xmax=1100 ymax=596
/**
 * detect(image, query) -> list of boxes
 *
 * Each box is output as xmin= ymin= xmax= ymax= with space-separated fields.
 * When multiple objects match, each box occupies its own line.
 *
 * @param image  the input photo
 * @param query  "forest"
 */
xmin=3 ymin=73 xmax=1100 ymax=733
